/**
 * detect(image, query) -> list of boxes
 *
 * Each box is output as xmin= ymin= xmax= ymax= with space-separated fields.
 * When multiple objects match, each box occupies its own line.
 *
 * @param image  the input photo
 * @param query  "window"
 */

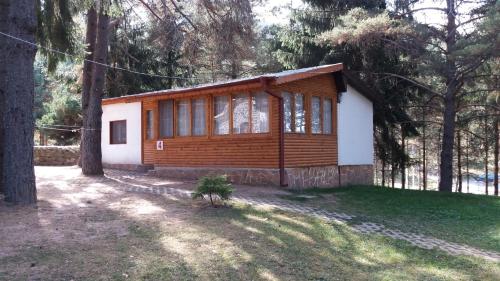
xmin=251 ymin=92 xmax=269 ymax=133
xmin=177 ymin=99 xmax=190 ymax=136
xmin=110 ymin=120 xmax=126 ymax=144
xmin=323 ymin=98 xmax=333 ymax=134
xmin=232 ymin=94 xmax=250 ymax=134
xmin=294 ymin=93 xmax=305 ymax=133
xmin=214 ymin=96 xmax=229 ymax=135
xmin=159 ymin=100 xmax=174 ymax=138
xmin=283 ymin=92 xmax=292 ymax=132
xmin=311 ymin=96 xmax=321 ymax=134
xmin=192 ymin=98 xmax=206 ymax=136
xmin=146 ymin=110 xmax=154 ymax=140
xmin=282 ymin=92 xmax=306 ymax=133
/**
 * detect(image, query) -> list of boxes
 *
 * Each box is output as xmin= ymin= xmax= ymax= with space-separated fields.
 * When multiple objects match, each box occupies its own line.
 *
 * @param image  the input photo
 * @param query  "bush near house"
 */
xmin=192 ymin=175 xmax=234 ymax=206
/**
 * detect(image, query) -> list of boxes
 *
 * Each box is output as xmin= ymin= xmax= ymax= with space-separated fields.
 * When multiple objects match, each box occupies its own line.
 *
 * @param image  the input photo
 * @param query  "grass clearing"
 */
xmin=2 ymin=167 xmax=498 ymax=280
xmin=2 ymin=200 xmax=499 ymax=280
xmin=284 ymin=186 xmax=500 ymax=253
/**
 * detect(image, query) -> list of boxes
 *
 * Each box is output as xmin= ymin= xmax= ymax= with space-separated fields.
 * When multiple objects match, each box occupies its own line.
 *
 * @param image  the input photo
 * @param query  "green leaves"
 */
xmin=192 ymin=175 xmax=234 ymax=206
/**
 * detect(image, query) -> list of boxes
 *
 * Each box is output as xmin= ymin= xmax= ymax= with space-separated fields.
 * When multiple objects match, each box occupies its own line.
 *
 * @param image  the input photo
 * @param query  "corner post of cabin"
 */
xmin=260 ymin=77 xmax=288 ymax=187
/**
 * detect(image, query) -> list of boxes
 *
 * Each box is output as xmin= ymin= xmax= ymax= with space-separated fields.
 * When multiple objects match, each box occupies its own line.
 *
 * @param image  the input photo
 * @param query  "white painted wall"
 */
xmin=338 ymin=85 xmax=374 ymax=165
xmin=101 ymin=102 xmax=142 ymax=164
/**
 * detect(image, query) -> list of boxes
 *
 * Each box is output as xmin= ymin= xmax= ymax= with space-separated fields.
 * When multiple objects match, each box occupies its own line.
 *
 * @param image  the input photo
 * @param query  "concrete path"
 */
xmin=105 ymin=169 xmax=500 ymax=262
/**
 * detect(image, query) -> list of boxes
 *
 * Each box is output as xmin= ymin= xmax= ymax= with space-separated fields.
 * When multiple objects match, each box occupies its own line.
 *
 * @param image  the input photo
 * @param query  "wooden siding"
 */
xmin=140 ymin=73 xmax=337 ymax=168
xmin=272 ymin=74 xmax=338 ymax=167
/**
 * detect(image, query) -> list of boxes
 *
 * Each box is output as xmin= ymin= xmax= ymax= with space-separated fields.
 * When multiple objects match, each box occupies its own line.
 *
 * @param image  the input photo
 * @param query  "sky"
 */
xmin=254 ymin=0 xmax=302 ymax=26
xmin=254 ymin=0 xmax=479 ymax=27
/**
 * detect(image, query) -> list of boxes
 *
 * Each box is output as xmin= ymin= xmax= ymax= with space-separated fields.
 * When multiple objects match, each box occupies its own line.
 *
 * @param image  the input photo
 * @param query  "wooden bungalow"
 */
xmin=101 ymin=64 xmax=374 ymax=188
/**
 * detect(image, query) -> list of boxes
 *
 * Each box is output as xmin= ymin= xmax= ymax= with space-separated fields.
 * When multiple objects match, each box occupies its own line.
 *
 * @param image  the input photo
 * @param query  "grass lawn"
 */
xmin=1 ymin=167 xmax=499 ymax=280
xmin=2 ymin=200 xmax=499 ymax=281
xmin=282 ymin=186 xmax=500 ymax=253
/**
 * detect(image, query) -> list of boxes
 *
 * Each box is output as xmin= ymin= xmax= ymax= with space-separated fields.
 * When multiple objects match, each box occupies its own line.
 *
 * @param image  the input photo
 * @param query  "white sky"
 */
xmin=254 ymin=0 xmax=480 ymax=27
xmin=254 ymin=0 xmax=303 ymax=26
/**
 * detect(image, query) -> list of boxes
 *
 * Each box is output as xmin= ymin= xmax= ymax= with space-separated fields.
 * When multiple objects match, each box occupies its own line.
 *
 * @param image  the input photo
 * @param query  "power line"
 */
xmin=0 ymin=31 xmax=206 ymax=81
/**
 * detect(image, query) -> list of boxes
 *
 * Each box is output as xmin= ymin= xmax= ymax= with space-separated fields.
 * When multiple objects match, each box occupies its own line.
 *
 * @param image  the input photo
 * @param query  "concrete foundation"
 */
xmin=151 ymin=165 xmax=373 ymax=189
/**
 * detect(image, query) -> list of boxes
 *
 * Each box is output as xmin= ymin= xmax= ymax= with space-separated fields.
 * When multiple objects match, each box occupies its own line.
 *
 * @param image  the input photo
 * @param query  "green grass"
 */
xmin=2 ymin=202 xmax=498 ymax=281
xmin=284 ymin=185 xmax=500 ymax=253
xmin=2 ymin=188 xmax=499 ymax=281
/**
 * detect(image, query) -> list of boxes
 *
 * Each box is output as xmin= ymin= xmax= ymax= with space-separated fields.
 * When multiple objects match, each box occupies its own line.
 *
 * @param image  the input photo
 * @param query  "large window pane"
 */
xmin=251 ymin=92 xmax=269 ymax=133
xmin=323 ymin=98 xmax=332 ymax=134
xmin=159 ymin=100 xmax=173 ymax=138
xmin=282 ymin=92 xmax=292 ymax=132
xmin=294 ymin=93 xmax=305 ymax=133
xmin=146 ymin=110 xmax=154 ymax=140
xmin=110 ymin=120 xmax=126 ymax=144
xmin=232 ymin=94 xmax=250 ymax=134
xmin=311 ymin=96 xmax=321 ymax=134
xmin=192 ymin=98 xmax=206 ymax=136
xmin=214 ymin=96 xmax=229 ymax=135
xmin=177 ymin=100 xmax=190 ymax=136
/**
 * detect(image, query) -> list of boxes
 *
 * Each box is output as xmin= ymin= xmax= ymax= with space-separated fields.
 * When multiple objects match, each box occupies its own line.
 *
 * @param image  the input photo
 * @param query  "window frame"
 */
xmin=212 ymin=92 xmax=271 ymax=137
xmin=156 ymin=97 xmax=208 ymax=139
xmin=309 ymin=95 xmax=334 ymax=136
xmin=311 ymin=96 xmax=322 ymax=135
xmin=322 ymin=97 xmax=333 ymax=135
xmin=158 ymin=99 xmax=174 ymax=139
xmin=145 ymin=110 xmax=154 ymax=140
xmin=110 ymin=120 xmax=127 ymax=145
xmin=282 ymin=92 xmax=307 ymax=134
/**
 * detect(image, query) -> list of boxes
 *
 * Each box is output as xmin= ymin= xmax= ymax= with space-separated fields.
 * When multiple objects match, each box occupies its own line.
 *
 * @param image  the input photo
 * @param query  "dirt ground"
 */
xmin=1 ymin=166 xmax=499 ymax=281
xmin=0 ymin=166 xmax=288 ymax=280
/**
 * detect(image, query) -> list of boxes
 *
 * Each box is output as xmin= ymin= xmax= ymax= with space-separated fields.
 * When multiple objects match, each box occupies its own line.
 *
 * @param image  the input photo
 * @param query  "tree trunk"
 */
xmin=494 ymin=117 xmax=498 ymax=196
xmin=79 ymin=7 xmax=98 ymax=167
xmin=381 ymin=158 xmax=386 ymax=187
xmin=81 ymin=11 xmax=109 ymax=175
xmin=466 ymin=132 xmax=470 ymax=193
xmin=438 ymin=0 xmax=458 ymax=192
xmin=422 ymin=107 xmax=427 ymax=191
xmin=401 ymin=127 xmax=406 ymax=190
xmin=391 ymin=160 xmax=395 ymax=188
xmin=1 ymin=0 xmax=37 ymax=204
xmin=484 ymin=115 xmax=489 ymax=195
xmin=457 ymin=130 xmax=462 ymax=193
xmin=0 ymin=0 xmax=10 ymax=195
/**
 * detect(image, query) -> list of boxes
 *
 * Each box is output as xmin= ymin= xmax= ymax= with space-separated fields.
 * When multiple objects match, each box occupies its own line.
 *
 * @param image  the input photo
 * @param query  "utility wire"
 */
xmin=0 ymin=31 xmax=344 ymax=82
xmin=0 ymin=31 xmax=206 ymax=81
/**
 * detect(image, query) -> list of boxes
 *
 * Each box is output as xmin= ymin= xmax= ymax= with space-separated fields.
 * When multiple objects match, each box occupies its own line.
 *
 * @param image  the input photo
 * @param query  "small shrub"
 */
xmin=192 ymin=175 xmax=234 ymax=206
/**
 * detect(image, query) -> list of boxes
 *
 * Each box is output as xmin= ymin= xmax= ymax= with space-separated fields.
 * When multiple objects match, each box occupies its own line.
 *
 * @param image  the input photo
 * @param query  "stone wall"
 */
xmin=34 ymin=146 xmax=79 ymax=166
xmin=339 ymin=165 xmax=374 ymax=186
xmin=151 ymin=164 xmax=374 ymax=189
xmin=151 ymin=167 xmax=281 ymax=186
xmin=286 ymin=165 xmax=340 ymax=189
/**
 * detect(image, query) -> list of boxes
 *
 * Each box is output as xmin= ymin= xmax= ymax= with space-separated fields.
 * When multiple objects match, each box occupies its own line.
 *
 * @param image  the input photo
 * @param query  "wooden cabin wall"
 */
xmin=272 ymin=74 xmax=338 ymax=167
xmin=140 ymin=73 xmax=337 ymax=168
xmin=141 ymin=85 xmax=280 ymax=168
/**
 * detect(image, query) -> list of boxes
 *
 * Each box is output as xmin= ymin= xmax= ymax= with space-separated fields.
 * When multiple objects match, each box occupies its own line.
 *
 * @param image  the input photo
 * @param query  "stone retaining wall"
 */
xmin=151 ymin=167 xmax=282 ymax=186
xmin=34 ymin=146 xmax=79 ymax=166
xmin=151 ymin=164 xmax=374 ymax=188
xmin=339 ymin=165 xmax=374 ymax=186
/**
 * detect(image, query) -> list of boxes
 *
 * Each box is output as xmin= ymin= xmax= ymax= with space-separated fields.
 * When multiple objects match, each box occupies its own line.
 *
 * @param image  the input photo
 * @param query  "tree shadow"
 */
xmin=0 ymin=167 xmax=498 ymax=280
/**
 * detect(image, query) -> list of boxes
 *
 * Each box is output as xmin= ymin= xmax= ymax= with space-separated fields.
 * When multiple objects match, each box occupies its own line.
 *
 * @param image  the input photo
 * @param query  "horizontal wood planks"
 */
xmin=140 ymin=73 xmax=338 ymax=168
xmin=274 ymin=74 xmax=338 ymax=167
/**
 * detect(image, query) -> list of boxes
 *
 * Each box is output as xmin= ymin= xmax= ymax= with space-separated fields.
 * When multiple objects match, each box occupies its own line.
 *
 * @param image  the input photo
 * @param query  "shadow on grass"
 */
xmin=282 ymin=185 xmax=500 ymax=253
xmin=0 ymin=169 xmax=498 ymax=281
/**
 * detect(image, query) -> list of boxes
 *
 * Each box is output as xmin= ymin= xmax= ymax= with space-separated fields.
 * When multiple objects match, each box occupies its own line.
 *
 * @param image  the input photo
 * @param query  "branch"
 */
xmin=394 ymin=7 xmax=447 ymax=18
xmin=168 ymin=0 xmax=197 ymax=30
xmin=138 ymin=0 xmax=164 ymax=23
xmin=378 ymin=72 xmax=444 ymax=99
